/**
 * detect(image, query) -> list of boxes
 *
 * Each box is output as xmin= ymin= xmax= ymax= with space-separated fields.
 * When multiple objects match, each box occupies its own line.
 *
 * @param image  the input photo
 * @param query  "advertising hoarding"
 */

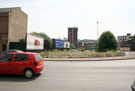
xmin=26 ymin=34 xmax=44 ymax=50
xmin=64 ymin=41 xmax=70 ymax=48
xmin=56 ymin=40 xmax=64 ymax=48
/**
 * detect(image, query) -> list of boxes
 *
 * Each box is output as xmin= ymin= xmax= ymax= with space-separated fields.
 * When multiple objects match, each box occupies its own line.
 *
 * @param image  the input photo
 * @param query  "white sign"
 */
xmin=26 ymin=34 xmax=44 ymax=50
xmin=64 ymin=41 xmax=70 ymax=48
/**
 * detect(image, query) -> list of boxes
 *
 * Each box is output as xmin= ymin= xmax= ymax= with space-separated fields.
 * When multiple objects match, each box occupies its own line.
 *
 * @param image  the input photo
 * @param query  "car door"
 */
xmin=11 ymin=54 xmax=29 ymax=74
xmin=0 ymin=54 xmax=14 ymax=74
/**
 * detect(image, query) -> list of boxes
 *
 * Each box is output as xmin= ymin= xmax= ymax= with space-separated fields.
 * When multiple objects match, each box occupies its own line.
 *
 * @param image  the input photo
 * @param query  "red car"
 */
xmin=0 ymin=52 xmax=44 ymax=79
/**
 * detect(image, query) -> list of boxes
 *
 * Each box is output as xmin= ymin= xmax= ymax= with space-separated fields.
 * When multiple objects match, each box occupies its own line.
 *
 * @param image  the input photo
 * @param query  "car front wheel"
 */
xmin=24 ymin=69 xmax=34 ymax=79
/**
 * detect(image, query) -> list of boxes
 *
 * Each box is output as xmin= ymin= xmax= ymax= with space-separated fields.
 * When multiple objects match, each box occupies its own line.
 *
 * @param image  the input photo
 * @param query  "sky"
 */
xmin=0 ymin=0 xmax=135 ymax=40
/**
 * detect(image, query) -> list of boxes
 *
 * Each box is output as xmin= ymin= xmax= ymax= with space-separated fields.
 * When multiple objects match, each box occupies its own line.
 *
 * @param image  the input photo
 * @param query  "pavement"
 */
xmin=44 ymin=52 xmax=135 ymax=61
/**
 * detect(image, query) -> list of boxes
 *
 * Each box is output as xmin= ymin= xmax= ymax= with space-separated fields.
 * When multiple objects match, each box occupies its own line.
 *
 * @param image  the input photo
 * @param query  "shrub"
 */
xmin=80 ymin=48 xmax=85 ymax=52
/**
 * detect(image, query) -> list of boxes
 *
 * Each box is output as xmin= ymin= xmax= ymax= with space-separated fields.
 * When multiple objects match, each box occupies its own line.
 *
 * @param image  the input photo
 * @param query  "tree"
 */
xmin=96 ymin=31 xmax=118 ymax=52
xmin=19 ymin=38 xmax=25 ymax=42
xmin=30 ymin=32 xmax=52 ymax=49
xmin=70 ymin=44 xmax=76 ymax=49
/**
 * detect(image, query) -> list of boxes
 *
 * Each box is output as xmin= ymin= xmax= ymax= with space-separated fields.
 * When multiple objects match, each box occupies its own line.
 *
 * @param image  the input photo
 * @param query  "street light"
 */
xmin=97 ymin=21 xmax=99 ymax=40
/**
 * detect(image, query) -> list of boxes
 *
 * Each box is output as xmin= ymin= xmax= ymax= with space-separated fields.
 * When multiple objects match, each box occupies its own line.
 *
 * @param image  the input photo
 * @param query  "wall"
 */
xmin=0 ymin=13 xmax=8 ymax=53
xmin=120 ymin=47 xmax=130 ymax=51
xmin=9 ymin=42 xmax=26 ymax=51
xmin=8 ymin=8 xmax=28 ymax=42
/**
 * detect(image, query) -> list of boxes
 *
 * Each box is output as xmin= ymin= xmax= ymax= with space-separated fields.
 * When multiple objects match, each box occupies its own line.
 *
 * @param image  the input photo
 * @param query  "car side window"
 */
xmin=0 ymin=54 xmax=14 ymax=62
xmin=14 ymin=54 xmax=28 ymax=62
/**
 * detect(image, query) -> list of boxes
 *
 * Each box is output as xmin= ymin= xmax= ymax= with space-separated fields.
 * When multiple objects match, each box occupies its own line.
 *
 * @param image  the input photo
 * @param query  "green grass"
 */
xmin=40 ymin=50 xmax=125 ymax=58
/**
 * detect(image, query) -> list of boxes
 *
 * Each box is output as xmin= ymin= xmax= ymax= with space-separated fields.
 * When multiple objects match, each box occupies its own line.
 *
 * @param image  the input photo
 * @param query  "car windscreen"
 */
xmin=1 ymin=51 xmax=8 ymax=56
xmin=0 ymin=54 xmax=14 ymax=62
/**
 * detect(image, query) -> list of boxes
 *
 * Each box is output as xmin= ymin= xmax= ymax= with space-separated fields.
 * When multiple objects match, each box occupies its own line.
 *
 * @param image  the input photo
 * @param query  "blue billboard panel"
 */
xmin=56 ymin=40 xmax=64 ymax=48
xmin=90 ymin=48 xmax=95 ymax=51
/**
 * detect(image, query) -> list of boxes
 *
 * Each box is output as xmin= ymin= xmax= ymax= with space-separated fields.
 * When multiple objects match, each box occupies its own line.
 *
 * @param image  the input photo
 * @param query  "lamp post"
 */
xmin=97 ymin=21 xmax=99 ymax=40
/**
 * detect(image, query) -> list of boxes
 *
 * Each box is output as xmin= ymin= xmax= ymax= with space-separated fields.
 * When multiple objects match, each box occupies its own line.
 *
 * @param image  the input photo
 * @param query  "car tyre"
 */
xmin=131 ymin=86 xmax=135 ymax=91
xmin=24 ymin=69 xmax=34 ymax=79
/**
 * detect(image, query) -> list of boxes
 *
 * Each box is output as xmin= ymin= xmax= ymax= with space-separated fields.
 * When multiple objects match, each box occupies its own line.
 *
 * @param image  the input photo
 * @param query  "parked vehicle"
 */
xmin=0 ymin=49 xmax=23 ymax=57
xmin=0 ymin=52 xmax=44 ymax=79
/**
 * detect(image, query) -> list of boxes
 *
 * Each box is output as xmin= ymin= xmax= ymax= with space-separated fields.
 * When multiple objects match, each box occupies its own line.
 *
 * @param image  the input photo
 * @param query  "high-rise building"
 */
xmin=68 ymin=27 xmax=78 ymax=47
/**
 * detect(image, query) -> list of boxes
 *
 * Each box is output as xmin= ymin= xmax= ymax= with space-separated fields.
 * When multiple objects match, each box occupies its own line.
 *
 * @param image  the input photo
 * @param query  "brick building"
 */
xmin=0 ymin=7 xmax=28 ymax=53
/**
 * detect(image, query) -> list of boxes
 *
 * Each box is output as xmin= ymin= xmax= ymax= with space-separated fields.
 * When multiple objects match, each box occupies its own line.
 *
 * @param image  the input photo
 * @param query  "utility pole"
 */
xmin=97 ymin=21 xmax=99 ymax=40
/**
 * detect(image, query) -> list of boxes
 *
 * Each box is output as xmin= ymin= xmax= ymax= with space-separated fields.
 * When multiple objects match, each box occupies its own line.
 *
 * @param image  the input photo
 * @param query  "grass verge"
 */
xmin=40 ymin=50 xmax=125 ymax=58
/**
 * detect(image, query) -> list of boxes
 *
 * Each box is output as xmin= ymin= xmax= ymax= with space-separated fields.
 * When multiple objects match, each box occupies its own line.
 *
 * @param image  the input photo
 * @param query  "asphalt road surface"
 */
xmin=0 ymin=60 xmax=135 ymax=91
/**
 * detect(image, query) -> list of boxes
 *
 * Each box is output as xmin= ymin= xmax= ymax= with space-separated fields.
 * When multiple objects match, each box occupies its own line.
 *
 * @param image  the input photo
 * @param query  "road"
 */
xmin=0 ymin=59 xmax=135 ymax=91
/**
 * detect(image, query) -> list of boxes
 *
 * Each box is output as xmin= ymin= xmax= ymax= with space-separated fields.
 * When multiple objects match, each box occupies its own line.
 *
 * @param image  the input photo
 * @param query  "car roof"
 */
xmin=5 ymin=49 xmax=23 ymax=51
xmin=7 ymin=52 xmax=38 ymax=55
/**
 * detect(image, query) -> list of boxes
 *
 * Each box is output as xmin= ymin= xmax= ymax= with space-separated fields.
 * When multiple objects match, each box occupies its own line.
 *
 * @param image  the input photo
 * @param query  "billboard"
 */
xmin=64 ymin=41 xmax=70 ymax=48
xmin=56 ymin=40 xmax=64 ymax=48
xmin=26 ymin=34 xmax=44 ymax=50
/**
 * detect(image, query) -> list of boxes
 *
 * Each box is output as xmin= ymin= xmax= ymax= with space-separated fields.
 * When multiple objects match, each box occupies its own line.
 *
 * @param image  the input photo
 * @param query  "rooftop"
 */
xmin=0 ymin=7 xmax=21 ymax=13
